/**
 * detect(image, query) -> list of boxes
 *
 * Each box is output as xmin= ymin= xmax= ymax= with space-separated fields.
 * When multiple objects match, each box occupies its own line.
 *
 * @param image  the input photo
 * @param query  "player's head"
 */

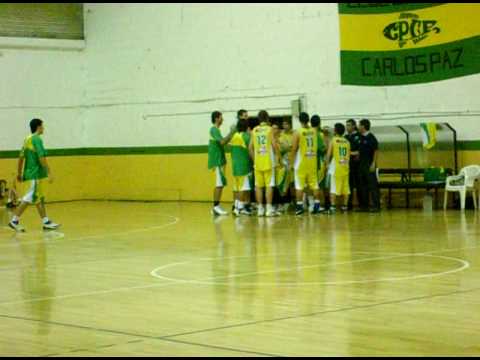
xmin=299 ymin=112 xmax=309 ymax=126
xmin=334 ymin=123 xmax=346 ymax=136
xmin=237 ymin=109 xmax=248 ymax=121
xmin=322 ymin=126 xmax=331 ymax=138
xmin=30 ymin=118 xmax=44 ymax=134
xmin=237 ymin=118 xmax=248 ymax=133
xmin=248 ymin=116 xmax=259 ymax=131
xmin=258 ymin=110 xmax=270 ymax=125
xmin=359 ymin=118 xmax=371 ymax=133
xmin=310 ymin=114 xmax=321 ymax=128
xmin=282 ymin=117 xmax=292 ymax=131
xmin=346 ymin=118 xmax=357 ymax=134
xmin=211 ymin=111 xmax=223 ymax=126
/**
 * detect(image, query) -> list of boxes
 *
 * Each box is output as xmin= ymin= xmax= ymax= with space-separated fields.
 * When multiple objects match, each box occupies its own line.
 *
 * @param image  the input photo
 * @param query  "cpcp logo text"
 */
xmin=383 ymin=13 xmax=440 ymax=48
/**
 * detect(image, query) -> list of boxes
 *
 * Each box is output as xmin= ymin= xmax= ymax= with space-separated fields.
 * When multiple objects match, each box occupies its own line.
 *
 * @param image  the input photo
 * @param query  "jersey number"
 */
xmin=257 ymin=135 xmax=267 ymax=145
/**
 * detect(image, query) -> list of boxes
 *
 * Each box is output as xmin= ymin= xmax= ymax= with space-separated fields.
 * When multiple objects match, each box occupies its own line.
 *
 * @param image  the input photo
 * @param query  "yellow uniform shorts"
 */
xmin=255 ymin=169 xmax=275 ymax=188
xmin=294 ymin=167 xmax=319 ymax=191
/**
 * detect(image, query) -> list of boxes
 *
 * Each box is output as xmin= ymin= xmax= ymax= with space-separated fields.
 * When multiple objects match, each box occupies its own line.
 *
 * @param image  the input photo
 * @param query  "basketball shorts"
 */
xmin=21 ymin=179 xmax=46 ymax=205
xmin=255 ymin=169 xmax=275 ymax=188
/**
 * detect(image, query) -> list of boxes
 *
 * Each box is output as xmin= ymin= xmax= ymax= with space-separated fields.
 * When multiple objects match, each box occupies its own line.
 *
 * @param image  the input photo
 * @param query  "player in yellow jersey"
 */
xmin=249 ymin=110 xmax=281 ymax=217
xmin=290 ymin=112 xmax=323 ymax=216
xmin=277 ymin=117 xmax=295 ymax=212
xmin=326 ymin=123 xmax=351 ymax=214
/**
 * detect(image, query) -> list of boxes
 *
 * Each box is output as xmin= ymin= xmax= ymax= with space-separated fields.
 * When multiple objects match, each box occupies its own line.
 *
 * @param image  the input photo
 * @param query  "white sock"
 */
xmin=297 ymin=201 xmax=303 ymax=207
xmin=308 ymin=196 xmax=314 ymax=205
xmin=12 ymin=215 xmax=19 ymax=223
xmin=235 ymin=199 xmax=239 ymax=208
xmin=266 ymin=204 xmax=274 ymax=212
xmin=42 ymin=217 xmax=50 ymax=224
xmin=315 ymin=199 xmax=320 ymax=204
xmin=238 ymin=201 xmax=244 ymax=210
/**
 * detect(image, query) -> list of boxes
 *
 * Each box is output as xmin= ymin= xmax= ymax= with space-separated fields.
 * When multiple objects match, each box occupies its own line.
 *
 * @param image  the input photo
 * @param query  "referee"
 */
xmin=358 ymin=119 xmax=380 ymax=212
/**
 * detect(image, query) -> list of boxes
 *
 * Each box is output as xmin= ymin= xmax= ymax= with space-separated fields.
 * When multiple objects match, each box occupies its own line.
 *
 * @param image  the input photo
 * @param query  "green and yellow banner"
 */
xmin=339 ymin=3 xmax=480 ymax=85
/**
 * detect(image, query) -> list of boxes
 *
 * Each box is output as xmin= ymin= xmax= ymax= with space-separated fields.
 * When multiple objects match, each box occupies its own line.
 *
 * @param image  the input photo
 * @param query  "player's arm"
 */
xmin=370 ymin=136 xmax=379 ymax=172
xmin=271 ymin=134 xmax=282 ymax=168
xmin=289 ymin=132 xmax=299 ymax=169
xmin=33 ymin=136 xmax=53 ymax=182
xmin=220 ymin=124 xmax=237 ymax=146
xmin=326 ymin=140 xmax=333 ymax=165
xmin=16 ymin=157 xmax=24 ymax=183
xmin=249 ymin=134 xmax=255 ymax=160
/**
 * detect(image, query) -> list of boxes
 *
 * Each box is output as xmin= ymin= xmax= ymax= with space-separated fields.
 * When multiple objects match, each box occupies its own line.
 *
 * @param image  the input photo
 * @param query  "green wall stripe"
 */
xmin=0 ymin=142 xmax=479 ymax=159
xmin=341 ymin=35 xmax=480 ymax=86
xmin=338 ymin=3 xmax=445 ymax=15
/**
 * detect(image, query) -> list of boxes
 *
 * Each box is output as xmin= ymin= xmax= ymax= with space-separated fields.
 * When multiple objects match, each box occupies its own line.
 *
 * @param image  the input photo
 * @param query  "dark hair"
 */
xmin=299 ymin=112 xmax=309 ymax=124
xmin=248 ymin=117 xmax=259 ymax=130
xmin=237 ymin=109 xmax=247 ymax=120
xmin=282 ymin=116 xmax=292 ymax=128
xmin=258 ymin=110 xmax=270 ymax=124
xmin=359 ymin=118 xmax=371 ymax=131
xmin=211 ymin=111 xmax=222 ymax=124
xmin=346 ymin=118 xmax=356 ymax=127
xmin=310 ymin=115 xmax=321 ymax=128
xmin=30 ymin=118 xmax=43 ymax=133
xmin=334 ymin=123 xmax=346 ymax=136
xmin=237 ymin=118 xmax=248 ymax=132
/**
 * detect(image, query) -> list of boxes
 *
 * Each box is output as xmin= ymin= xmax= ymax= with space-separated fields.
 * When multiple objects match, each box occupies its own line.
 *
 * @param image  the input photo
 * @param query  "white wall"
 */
xmin=2 ymin=3 xmax=480 ymax=152
xmin=0 ymin=46 xmax=85 ymax=150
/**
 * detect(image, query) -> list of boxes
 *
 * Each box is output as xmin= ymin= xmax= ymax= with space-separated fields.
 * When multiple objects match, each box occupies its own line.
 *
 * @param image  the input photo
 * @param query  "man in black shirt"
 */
xmin=345 ymin=119 xmax=361 ymax=210
xmin=358 ymin=119 xmax=380 ymax=212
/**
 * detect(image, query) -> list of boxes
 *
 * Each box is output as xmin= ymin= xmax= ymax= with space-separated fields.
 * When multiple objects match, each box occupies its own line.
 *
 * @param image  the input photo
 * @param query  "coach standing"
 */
xmin=358 ymin=119 xmax=380 ymax=212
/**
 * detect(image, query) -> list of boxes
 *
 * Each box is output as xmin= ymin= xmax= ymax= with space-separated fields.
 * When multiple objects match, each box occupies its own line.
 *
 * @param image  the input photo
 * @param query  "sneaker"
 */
xmin=341 ymin=206 xmax=349 ymax=212
xmin=43 ymin=220 xmax=60 ymax=230
xmin=312 ymin=203 xmax=325 ymax=214
xmin=328 ymin=207 xmax=337 ymax=215
xmin=211 ymin=206 xmax=228 ymax=216
xmin=233 ymin=208 xmax=241 ymax=217
xmin=265 ymin=210 xmax=277 ymax=217
xmin=295 ymin=204 xmax=304 ymax=216
xmin=8 ymin=221 xmax=25 ymax=232
xmin=240 ymin=208 xmax=252 ymax=216
xmin=308 ymin=205 xmax=315 ymax=214
xmin=257 ymin=207 xmax=265 ymax=217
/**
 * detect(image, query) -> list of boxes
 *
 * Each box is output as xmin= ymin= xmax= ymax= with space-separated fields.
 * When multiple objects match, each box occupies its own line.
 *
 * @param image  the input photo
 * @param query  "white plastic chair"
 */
xmin=444 ymin=165 xmax=480 ymax=211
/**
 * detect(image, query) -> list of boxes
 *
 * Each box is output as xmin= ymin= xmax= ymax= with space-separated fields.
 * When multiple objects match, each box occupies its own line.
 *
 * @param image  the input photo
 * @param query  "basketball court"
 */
xmin=1 ymin=3 xmax=480 ymax=357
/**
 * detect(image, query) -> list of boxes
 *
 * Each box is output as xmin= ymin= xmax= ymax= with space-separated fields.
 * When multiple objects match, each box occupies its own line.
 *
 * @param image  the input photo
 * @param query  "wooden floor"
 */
xmin=0 ymin=200 xmax=479 ymax=356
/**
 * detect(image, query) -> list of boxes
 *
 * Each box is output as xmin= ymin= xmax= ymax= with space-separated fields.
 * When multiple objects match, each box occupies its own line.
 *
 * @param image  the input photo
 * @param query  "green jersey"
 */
xmin=317 ymin=130 xmax=326 ymax=165
xmin=230 ymin=132 xmax=252 ymax=177
xmin=208 ymin=126 xmax=226 ymax=169
xmin=20 ymin=134 xmax=48 ymax=181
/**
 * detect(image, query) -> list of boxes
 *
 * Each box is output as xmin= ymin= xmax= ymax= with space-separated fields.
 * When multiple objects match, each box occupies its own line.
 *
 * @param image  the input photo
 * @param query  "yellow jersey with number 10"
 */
xmin=332 ymin=136 xmax=351 ymax=176
xmin=252 ymin=123 xmax=275 ymax=171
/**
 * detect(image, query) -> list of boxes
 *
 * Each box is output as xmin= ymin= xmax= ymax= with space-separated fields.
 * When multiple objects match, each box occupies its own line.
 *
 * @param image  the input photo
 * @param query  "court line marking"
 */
xmin=0 ymin=215 xmax=180 ymax=249
xmin=1 ymin=286 xmax=480 ymax=357
xmin=160 ymin=285 xmax=480 ymax=340
xmin=0 ymin=312 xmax=281 ymax=358
xmin=0 ymin=247 xmax=475 ymax=307
xmin=150 ymin=252 xmax=470 ymax=286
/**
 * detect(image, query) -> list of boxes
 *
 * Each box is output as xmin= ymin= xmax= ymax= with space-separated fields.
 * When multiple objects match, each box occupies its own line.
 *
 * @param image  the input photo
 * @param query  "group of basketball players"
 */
xmin=208 ymin=109 xmax=379 ymax=217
